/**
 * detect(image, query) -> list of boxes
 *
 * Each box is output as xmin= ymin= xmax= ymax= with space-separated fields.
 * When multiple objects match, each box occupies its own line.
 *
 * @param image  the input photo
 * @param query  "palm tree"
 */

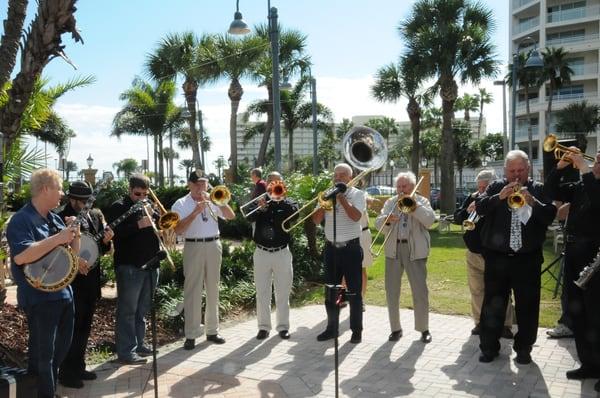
xmin=365 ymin=117 xmax=399 ymax=150
xmin=371 ymin=56 xmax=431 ymax=174
xmin=556 ymin=101 xmax=600 ymax=152
xmin=249 ymin=24 xmax=310 ymax=167
xmin=146 ymin=32 xmax=220 ymax=170
xmin=476 ymin=87 xmax=493 ymax=138
xmin=401 ymin=0 xmax=498 ymax=213
xmin=113 ymin=158 xmax=139 ymax=179
xmin=0 ymin=0 xmax=28 ymax=89
xmin=112 ymin=78 xmax=179 ymax=187
xmin=65 ymin=160 xmax=77 ymax=182
xmin=179 ymin=159 xmax=194 ymax=179
xmin=454 ymin=93 xmax=479 ymax=122
xmin=541 ymin=47 xmax=573 ymax=136
xmin=214 ymin=34 xmax=265 ymax=181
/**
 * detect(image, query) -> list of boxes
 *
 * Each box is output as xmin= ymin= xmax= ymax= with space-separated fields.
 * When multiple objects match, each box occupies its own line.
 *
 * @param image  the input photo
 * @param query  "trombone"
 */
xmin=370 ymin=176 xmax=424 ymax=257
xmin=240 ymin=180 xmax=287 ymax=218
xmin=141 ymin=200 xmax=176 ymax=271
xmin=148 ymin=188 xmax=180 ymax=229
xmin=281 ymin=125 xmax=388 ymax=233
xmin=543 ymin=134 xmax=595 ymax=167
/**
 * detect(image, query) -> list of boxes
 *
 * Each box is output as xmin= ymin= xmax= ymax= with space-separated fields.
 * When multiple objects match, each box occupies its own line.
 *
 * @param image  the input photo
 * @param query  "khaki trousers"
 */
xmin=183 ymin=240 xmax=222 ymax=338
xmin=385 ymin=241 xmax=429 ymax=332
xmin=253 ymin=247 xmax=293 ymax=332
xmin=467 ymin=250 xmax=513 ymax=326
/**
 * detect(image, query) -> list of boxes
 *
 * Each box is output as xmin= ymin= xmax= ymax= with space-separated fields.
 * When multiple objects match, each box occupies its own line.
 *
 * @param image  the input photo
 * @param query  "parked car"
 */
xmin=455 ymin=188 xmax=471 ymax=208
xmin=430 ymin=188 xmax=441 ymax=209
xmin=365 ymin=185 xmax=395 ymax=196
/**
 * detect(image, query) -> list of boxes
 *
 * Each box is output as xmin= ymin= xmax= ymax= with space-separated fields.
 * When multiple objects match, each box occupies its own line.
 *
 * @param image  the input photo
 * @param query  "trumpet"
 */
xmin=462 ymin=211 xmax=479 ymax=231
xmin=281 ymin=125 xmax=388 ymax=232
xmin=240 ymin=180 xmax=287 ymax=218
xmin=370 ymin=176 xmax=424 ymax=258
xmin=543 ymin=134 xmax=595 ymax=167
xmin=201 ymin=185 xmax=232 ymax=221
xmin=507 ymin=183 xmax=525 ymax=209
xmin=148 ymin=188 xmax=180 ymax=229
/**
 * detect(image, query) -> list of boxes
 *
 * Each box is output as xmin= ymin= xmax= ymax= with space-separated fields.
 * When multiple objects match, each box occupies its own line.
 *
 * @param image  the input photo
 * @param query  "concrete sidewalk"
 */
xmin=56 ymin=304 xmax=598 ymax=398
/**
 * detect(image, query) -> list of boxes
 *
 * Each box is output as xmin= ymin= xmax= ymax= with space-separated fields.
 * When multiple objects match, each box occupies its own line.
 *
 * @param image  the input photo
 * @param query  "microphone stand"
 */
xmin=332 ymin=194 xmax=340 ymax=398
xmin=140 ymin=255 xmax=162 ymax=398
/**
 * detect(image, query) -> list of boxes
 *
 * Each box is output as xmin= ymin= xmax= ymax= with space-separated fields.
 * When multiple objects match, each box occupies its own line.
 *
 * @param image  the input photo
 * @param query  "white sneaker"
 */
xmin=546 ymin=323 xmax=573 ymax=338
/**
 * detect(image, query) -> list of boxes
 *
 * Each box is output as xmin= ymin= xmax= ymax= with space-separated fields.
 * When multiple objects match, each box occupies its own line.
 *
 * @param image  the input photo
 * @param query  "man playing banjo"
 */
xmin=57 ymin=181 xmax=114 ymax=389
xmin=6 ymin=169 xmax=81 ymax=398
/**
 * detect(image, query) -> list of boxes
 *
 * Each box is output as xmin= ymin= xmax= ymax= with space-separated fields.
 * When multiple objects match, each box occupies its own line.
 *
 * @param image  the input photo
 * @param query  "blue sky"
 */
xmin=1 ymin=0 xmax=510 ymax=176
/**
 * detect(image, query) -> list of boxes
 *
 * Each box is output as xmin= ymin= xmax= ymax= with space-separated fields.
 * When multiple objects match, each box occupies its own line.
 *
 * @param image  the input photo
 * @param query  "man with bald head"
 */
xmin=545 ymin=148 xmax=600 ymax=384
xmin=476 ymin=150 xmax=556 ymax=364
xmin=312 ymin=163 xmax=366 ymax=344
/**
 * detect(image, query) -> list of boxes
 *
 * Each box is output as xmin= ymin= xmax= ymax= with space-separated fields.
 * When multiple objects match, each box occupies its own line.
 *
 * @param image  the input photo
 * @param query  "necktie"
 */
xmin=509 ymin=210 xmax=522 ymax=252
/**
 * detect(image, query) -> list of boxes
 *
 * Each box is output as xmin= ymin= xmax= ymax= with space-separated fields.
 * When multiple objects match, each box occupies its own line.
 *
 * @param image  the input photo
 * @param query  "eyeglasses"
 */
xmin=132 ymin=191 xmax=148 ymax=197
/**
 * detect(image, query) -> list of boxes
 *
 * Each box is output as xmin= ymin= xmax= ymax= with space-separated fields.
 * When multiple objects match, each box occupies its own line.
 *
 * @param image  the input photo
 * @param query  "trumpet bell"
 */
xmin=462 ymin=220 xmax=476 ymax=231
xmin=543 ymin=134 xmax=558 ymax=152
xmin=508 ymin=192 xmax=525 ymax=209
xmin=210 ymin=185 xmax=231 ymax=206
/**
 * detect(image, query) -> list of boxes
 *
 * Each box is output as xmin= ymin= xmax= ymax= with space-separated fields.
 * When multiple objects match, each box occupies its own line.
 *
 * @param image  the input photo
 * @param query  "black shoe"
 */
xmin=136 ymin=345 xmax=154 ymax=357
xmin=565 ymin=367 xmax=600 ymax=380
xmin=350 ymin=331 xmax=362 ymax=344
xmin=471 ymin=324 xmax=480 ymax=335
xmin=256 ymin=330 xmax=269 ymax=340
xmin=279 ymin=330 xmax=290 ymax=339
xmin=594 ymin=379 xmax=600 ymax=392
xmin=388 ymin=330 xmax=402 ymax=342
xmin=316 ymin=330 xmax=337 ymax=341
xmin=420 ymin=330 xmax=432 ymax=344
xmin=515 ymin=350 xmax=532 ymax=364
xmin=59 ymin=378 xmax=84 ymax=389
xmin=116 ymin=355 xmax=147 ymax=365
xmin=183 ymin=338 xmax=195 ymax=350
xmin=80 ymin=370 xmax=97 ymax=380
xmin=479 ymin=351 xmax=499 ymax=363
xmin=501 ymin=326 xmax=514 ymax=339
xmin=207 ymin=334 xmax=226 ymax=344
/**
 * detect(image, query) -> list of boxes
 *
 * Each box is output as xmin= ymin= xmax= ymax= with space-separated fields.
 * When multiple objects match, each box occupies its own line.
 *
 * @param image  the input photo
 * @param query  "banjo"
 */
xmin=23 ymin=177 xmax=110 ymax=292
xmin=80 ymin=200 xmax=146 ymax=270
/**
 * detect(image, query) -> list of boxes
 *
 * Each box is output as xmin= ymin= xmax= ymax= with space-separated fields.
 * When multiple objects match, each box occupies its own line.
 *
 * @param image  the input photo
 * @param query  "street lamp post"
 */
xmin=389 ymin=159 xmax=395 ymax=186
xmin=510 ymin=37 xmax=543 ymax=178
xmin=493 ymin=80 xmax=508 ymax=158
xmin=229 ymin=0 xmax=284 ymax=172
xmin=86 ymin=154 xmax=94 ymax=169
xmin=306 ymin=67 xmax=318 ymax=175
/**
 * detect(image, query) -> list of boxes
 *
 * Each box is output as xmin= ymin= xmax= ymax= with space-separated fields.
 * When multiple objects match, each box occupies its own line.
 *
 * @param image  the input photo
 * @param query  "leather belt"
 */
xmin=362 ymin=227 xmax=369 ymax=231
xmin=326 ymin=237 xmax=360 ymax=248
xmin=185 ymin=236 xmax=219 ymax=242
xmin=256 ymin=244 xmax=288 ymax=253
xmin=397 ymin=239 xmax=408 ymax=243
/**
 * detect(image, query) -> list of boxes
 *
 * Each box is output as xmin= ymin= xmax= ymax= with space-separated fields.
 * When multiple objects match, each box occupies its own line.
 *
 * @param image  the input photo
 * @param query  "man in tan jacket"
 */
xmin=375 ymin=171 xmax=435 ymax=343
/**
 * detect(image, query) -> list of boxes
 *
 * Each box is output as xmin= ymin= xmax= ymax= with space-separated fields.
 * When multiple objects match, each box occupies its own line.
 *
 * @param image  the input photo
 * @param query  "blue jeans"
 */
xmin=115 ymin=265 xmax=158 ymax=360
xmin=25 ymin=298 xmax=74 ymax=398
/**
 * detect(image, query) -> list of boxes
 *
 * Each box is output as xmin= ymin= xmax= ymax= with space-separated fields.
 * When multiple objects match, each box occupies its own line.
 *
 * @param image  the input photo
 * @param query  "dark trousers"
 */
xmin=480 ymin=250 xmax=542 ymax=355
xmin=59 ymin=286 xmax=97 ymax=379
xmin=323 ymin=241 xmax=363 ymax=333
xmin=564 ymin=240 xmax=600 ymax=370
xmin=25 ymin=299 xmax=74 ymax=398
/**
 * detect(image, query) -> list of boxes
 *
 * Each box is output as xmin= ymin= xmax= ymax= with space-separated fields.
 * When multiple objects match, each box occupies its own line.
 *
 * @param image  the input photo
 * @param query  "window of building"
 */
xmin=546 ymin=29 xmax=586 ymax=44
xmin=567 ymin=57 xmax=585 ymax=75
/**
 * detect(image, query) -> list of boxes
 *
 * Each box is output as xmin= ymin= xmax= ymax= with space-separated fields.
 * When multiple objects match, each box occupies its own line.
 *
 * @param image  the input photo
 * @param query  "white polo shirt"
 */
xmin=171 ymin=193 xmax=224 ymax=239
xmin=323 ymin=186 xmax=366 ymax=242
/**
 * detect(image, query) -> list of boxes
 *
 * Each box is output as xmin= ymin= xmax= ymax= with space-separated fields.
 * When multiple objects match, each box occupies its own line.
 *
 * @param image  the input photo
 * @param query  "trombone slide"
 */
xmin=142 ymin=203 xmax=176 ymax=271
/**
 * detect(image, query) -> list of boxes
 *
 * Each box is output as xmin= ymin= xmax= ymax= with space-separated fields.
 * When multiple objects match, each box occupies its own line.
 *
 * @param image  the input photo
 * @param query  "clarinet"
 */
xmin=574 ymin=248 xmax=600 ymax=289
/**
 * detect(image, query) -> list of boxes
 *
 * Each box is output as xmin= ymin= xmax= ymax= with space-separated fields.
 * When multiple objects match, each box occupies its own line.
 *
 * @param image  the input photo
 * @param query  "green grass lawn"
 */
xmin=363 ymin=220 xmax=561 ymax=328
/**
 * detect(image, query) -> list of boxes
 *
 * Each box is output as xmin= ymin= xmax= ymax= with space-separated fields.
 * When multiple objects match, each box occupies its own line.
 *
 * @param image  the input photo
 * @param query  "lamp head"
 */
xmin=228 ymin=11 xmax=250 ymax=35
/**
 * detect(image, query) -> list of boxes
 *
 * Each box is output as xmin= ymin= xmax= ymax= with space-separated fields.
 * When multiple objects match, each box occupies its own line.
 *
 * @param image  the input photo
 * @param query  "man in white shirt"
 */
xmin=312 ymin=163 xmax=366 ymax=344
xmin=375 ymin=171 xmax=436 ymax=343
xmin=172 ymin=171 xmax=235 ymax=349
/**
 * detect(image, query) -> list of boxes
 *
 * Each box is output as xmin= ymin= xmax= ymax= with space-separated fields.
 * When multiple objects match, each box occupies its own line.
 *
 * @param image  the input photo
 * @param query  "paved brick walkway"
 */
xmin=53 ymin=304 xmax=598 ymax=398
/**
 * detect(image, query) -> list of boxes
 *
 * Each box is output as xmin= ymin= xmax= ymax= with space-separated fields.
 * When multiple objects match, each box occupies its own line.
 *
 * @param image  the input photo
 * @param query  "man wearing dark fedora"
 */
xmin=58 ymin=181 xmax=114 ymax=389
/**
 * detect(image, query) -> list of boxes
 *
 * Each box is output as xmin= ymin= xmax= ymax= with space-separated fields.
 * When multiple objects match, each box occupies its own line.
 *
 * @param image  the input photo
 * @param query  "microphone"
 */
xmin=141 ymin=250 xmax=167 ymax=270
xmin=322 ymin=182 xmax=347 ymax=201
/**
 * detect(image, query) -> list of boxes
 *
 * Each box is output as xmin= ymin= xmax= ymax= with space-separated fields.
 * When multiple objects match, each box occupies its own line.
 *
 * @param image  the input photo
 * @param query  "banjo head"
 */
xmin=24 ymin=246 xmax=77 ymax=292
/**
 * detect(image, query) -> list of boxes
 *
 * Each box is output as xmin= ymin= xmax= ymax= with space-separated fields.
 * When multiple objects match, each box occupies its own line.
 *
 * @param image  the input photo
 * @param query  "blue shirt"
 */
xmin=7 ymin=202 xmax=73 ymax=308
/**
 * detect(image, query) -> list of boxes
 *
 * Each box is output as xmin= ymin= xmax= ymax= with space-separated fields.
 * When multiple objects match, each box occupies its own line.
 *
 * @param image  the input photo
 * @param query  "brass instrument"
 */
xmin=462 ymin=211 xmax=479 ymax=231
xmin=507 ymin=183 xmax=525 ymax=209
xmin=574 ymin=248 xmax=600 ymax=289
xmin=240 ymin=180 xmax=287 ymax=217
xmin=148 ymin=188 xmax=180 ymax=229
xmin=141 ymin=200 xmax=176 ymax=271
xmin=543 ymin=134 xmax=595 ymax=167
xmin=370 ymin=176 xmax=424 ymax=258
xmin=201 ymin=185 xmax=232 ymax=221
xmin=281 ymin=125 xmax=388 ymax=232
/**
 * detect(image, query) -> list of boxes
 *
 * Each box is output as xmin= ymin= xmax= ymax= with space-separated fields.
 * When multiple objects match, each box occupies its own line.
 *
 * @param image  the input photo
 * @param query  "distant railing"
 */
xmin=513 ymin=0 xmax=537 ymax=9
xmin=546 ymin=33 xmax=600 ymax=47
xmin=547 ymin=5 xmax=599 ymax=24
xmin=514 ymin=16 xmax=539 ymax=34
xmin=570 ymin=63 xmax=598 ymax=76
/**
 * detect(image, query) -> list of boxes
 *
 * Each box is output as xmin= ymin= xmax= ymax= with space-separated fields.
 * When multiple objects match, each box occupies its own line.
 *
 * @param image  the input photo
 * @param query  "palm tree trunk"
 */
xmin=158 ymin=133 xmax=165 ymax=188
xmin=545 ymin=82 xmax=554 ymax=137
xmin=183 ymin=80 xmax=202 ymax=171
xmin=153 ymin=134 xmax=158 ymax=184
xmin=0 ymin=0 xmax=28 ymax=89
xmin=169 ymin=129 xmax=174 ymax=187
xmin=257 ymin=86 xmax=274 ymax=166
xmin=439 ymin=78 xmax=457 ymax=214
xmin=407 ymin=98 xmax=421 ymax=175
xmin=288 ymin=129 xmax=294 ymax=172
xmin=228 ymin=78 xmax=243 ymax=182
xmin=525 ymin=86 xmax=534 ymax=169
xmin=477 ymin=101 xmax=484 ymax=139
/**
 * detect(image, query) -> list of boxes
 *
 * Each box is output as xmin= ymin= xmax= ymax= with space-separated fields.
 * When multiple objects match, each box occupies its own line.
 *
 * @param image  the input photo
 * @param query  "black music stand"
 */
xmin=541 ymin=251 xmax=565 ymax=299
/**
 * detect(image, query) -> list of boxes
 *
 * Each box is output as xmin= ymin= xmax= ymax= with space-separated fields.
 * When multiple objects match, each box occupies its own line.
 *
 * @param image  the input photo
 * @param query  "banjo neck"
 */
xmin=91 ymin=200 xmax=145 ymax=242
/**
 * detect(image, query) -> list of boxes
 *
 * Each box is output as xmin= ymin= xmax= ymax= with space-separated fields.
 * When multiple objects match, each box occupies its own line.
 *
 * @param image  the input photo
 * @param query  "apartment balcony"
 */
xmin=546 ymin=33 xmax=600 ymax=48
xmin=514 ymin=16 xmax=540 ymax=35
xmin=570 ymin=63 xmax=599 ymax=78
xmin=545 ymin=91 xmax=596 ymax=104
xmin=547 ymin=5 xmax=600 ymax=25
xmin=513 ymin=0 xmax=539 ymax=12
xmin=516 ymin=126 xmax=539 ymax=139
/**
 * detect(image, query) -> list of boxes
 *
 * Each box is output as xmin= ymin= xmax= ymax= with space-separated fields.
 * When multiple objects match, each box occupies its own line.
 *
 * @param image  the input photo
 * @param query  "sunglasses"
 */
xmin=132 ymin=191 xmax=148 ymax=197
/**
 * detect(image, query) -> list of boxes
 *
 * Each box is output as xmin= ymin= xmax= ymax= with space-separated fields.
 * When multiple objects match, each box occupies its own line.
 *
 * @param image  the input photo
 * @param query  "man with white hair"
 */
xmin=453 ymin=169 xmax=514 ymax=338
xmin=476 ymin=150 xmax=556 ymax=364
xmin=375 ymin=171 xmax=436 ymax=343
xmin=312 ymin=163 xmax=366 ymax=344
xmin=544 ymin=148 xmax=600 ymax=385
